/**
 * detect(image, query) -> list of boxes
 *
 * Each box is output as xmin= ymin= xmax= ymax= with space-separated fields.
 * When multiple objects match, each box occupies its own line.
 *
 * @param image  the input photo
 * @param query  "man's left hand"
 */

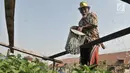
xmin=101 ymin=43 xmax=105 ymax=49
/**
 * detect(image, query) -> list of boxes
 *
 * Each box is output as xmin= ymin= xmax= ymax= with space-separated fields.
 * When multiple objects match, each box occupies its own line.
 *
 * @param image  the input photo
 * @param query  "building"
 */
xmin=58 ymin=51 xmax=130 ymax=66
xmin=99 ymin=51 xmax=130 ymax=65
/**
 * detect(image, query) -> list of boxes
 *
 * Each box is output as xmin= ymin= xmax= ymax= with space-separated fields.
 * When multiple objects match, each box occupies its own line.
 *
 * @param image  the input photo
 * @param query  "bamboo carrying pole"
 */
xmin=0 ymin=42 xmax=62 ymax=63
xmin=49 ymin=27 xmax=130 ymax=58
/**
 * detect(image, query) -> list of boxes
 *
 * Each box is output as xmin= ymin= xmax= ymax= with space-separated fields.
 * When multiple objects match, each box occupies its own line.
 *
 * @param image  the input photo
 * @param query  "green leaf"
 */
xmin=83 ymin=65 xmax=91 ymax=72
xmin=17 ymin=54 xmax=22 ymax=59
xmin=73 ymin=68 xmax=83 ymax=73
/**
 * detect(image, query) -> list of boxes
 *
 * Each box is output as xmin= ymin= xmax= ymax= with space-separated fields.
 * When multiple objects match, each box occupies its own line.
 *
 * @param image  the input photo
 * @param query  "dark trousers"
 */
xmin=80 ymin=45 xmax=99 ymax=66
xmin=80 ymin=46 xmax=92 ymax=65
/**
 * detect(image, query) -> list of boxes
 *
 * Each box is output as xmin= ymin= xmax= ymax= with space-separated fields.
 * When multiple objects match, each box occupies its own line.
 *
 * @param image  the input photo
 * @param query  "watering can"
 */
xmin=65 ymin=26 xmax=86 ymax=55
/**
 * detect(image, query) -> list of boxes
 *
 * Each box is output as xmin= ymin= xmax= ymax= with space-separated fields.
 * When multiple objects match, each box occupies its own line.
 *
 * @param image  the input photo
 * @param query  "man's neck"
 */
xmin=82 ymin=14 xmax=87 ymax=18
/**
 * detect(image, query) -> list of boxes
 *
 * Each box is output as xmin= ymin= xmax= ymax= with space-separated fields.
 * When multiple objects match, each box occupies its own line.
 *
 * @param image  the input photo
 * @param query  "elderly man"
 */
xmin=78 ymin=1 xmax=105 ymax=66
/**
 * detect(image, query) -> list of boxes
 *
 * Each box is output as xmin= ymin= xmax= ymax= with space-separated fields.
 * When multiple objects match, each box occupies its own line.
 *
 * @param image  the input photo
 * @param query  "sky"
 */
xmin=0 ymin=0 xmax=130 ymax=61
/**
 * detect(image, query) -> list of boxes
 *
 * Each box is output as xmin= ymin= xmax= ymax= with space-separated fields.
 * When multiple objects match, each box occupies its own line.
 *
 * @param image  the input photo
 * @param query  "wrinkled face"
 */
xmin=79 ymin=7 xmax=89 ymax=16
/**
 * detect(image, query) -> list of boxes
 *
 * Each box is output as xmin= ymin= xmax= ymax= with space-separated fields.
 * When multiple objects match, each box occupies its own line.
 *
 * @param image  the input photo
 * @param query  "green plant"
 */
xmin=0 ymin=54 xmax=57 ymax=73
xmin=72 ymin=65 xmax=112 ymax=73
xmin=0 ymin=54 xmax=114 ymax=73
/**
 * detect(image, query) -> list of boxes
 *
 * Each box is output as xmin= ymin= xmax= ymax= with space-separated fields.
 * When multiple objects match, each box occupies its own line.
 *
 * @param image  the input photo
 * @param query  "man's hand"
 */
xmin=101 ymin=43 xmax=105 ymax=49
xmin=78 ymin=24 xmax=93 ymax=32
xmin=78 ymin=27 xmax=83 ymax=32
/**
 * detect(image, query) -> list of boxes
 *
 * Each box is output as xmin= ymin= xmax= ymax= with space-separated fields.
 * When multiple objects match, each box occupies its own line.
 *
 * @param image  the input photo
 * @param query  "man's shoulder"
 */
xmin=87 ymin=12 xmax=98 ymax=25
xmin=90 ymin=12 xmax=97 ymax=15
xmin=89 ymin=12 xmax=98 ymax=18
xmin=87 ymin=12 xmax=98 ymax=21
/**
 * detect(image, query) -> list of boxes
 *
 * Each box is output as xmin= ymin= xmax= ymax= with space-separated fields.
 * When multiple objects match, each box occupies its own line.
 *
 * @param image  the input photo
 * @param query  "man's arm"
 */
xmin=97 ymin=33 xmax=105 ymax=49
xmin=90 ymin=12 xmax=105 ymax=49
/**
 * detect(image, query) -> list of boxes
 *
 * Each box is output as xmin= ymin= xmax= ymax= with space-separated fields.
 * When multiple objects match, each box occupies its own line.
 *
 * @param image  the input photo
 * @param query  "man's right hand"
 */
xmin=78 ymin=27 xmax=83 ymax=32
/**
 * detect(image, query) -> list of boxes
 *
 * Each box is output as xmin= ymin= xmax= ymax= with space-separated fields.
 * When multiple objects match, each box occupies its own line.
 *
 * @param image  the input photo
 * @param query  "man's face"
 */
xmin=79 ymin=7 xmax=89 ymax=16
